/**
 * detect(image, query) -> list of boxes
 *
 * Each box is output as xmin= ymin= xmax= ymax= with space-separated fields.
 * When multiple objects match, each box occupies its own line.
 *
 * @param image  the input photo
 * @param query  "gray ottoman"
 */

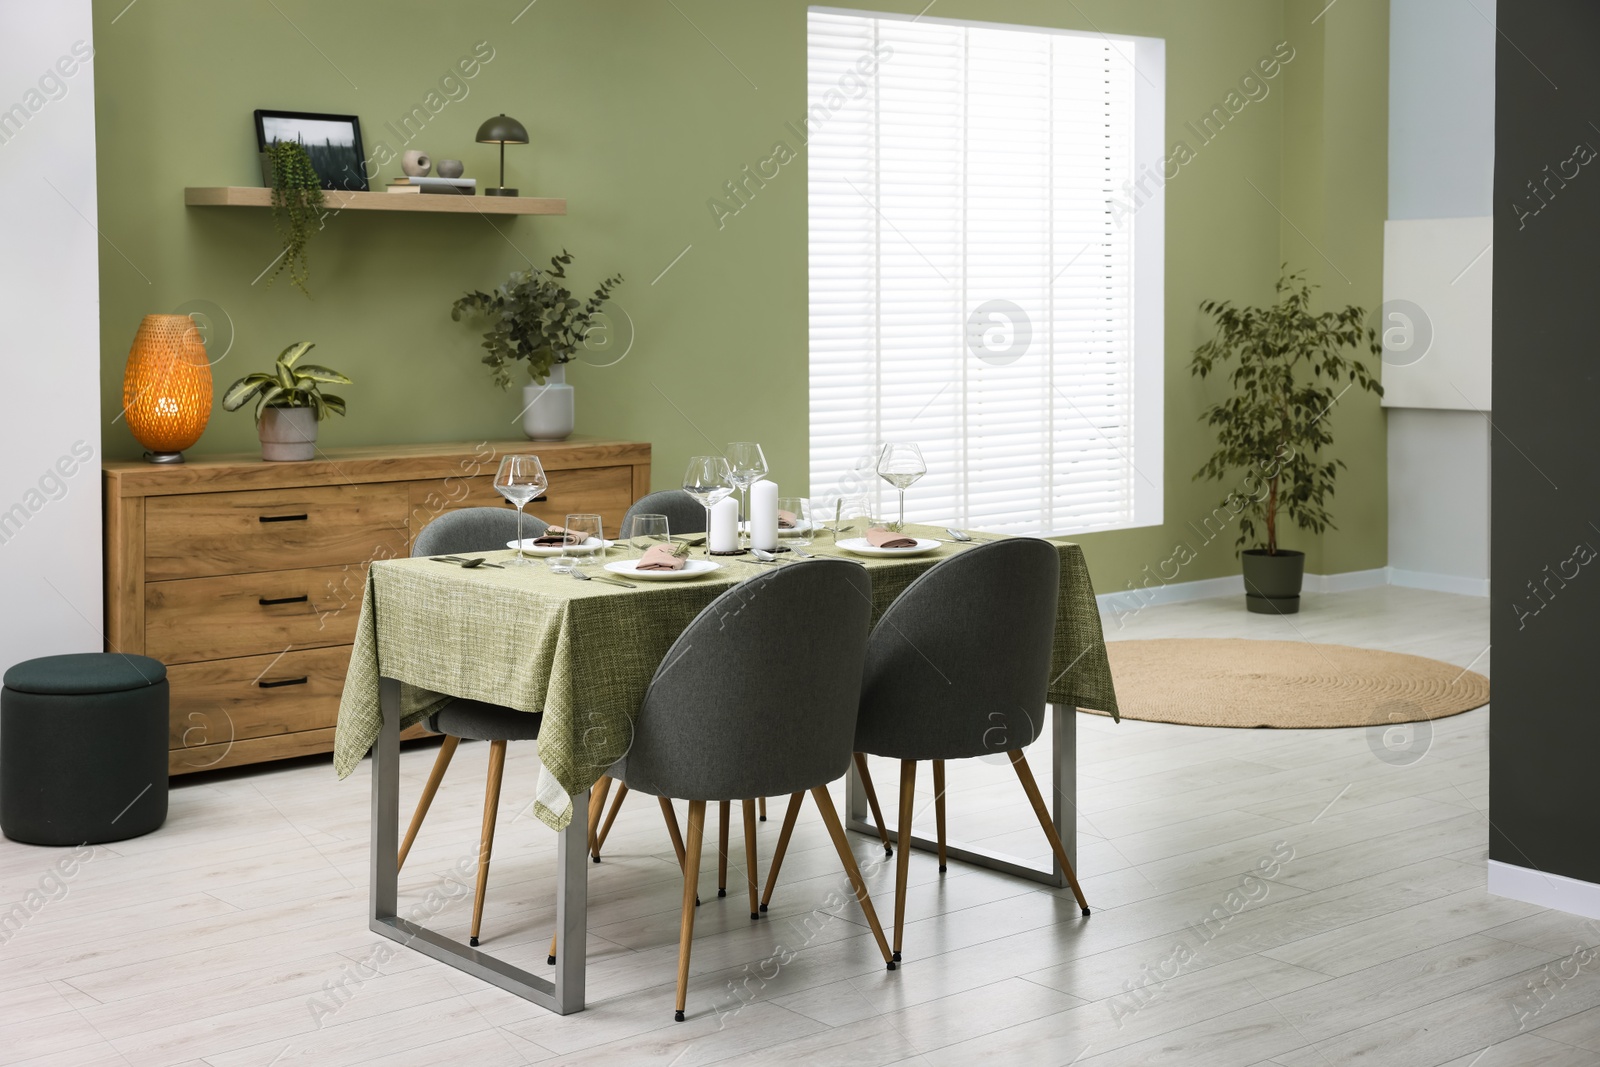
xmin=1 ymin=653 xmax=169 ymax=846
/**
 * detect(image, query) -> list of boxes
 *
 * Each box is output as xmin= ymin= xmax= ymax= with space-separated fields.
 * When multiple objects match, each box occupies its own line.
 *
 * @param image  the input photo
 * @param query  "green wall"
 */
xmin=91 ymin=0 xmax=1389 ymax=596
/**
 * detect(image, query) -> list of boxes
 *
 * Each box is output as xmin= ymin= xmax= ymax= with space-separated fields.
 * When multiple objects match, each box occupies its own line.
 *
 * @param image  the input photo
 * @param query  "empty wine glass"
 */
xmin=876 ymin=443 xmax=926 ymax=531
xmin=682 ymin=456 xmax=734 ymax=553
xmin=563 ymin=513 xmax=604 ymax=569
xmin=725 ymin=442 xmax=767 ymax=547
xmin=494 ymin=454 xmax=548 ymax=566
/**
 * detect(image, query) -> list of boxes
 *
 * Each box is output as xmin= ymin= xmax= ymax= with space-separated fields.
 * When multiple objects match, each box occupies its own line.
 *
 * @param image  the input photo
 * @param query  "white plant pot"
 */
xmin=258 ymin=405 xmax=318 ymax=461
xmin=522 ymin=365 xmax=575 ymax=441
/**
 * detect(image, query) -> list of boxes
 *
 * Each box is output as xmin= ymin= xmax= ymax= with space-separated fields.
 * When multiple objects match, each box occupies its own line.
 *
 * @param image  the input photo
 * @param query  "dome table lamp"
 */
xmin=122 ymin=314 xmax=213 ymax=464
xmin=475 ymin=113 xmax=529 ymax=197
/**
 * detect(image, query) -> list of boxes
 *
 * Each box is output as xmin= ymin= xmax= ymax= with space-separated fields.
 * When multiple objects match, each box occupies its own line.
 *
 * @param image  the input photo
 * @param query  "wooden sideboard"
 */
xmin=103 ymin=437 xmax=651 ymax=774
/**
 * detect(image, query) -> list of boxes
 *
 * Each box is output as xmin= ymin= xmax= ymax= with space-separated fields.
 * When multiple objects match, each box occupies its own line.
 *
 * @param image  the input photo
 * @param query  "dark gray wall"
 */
xmin=1490 ymin=3 xmax=1600 ymax=883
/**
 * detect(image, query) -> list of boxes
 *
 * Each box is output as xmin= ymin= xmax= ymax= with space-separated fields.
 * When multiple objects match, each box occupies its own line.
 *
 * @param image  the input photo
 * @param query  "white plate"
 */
xmin=834 ymin=537 xmax=942 ymax=558
xmin=604 ymin=558 xmax=722 ymax=581
xmin=506 ymin=537 xmax=614 ymax=557
xmin=739 ymin=519 xmax=812 ymax=536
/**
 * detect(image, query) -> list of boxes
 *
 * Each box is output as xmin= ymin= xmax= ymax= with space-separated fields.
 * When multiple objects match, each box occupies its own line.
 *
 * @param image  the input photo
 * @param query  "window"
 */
xmin=807 ymin=8 xmax=1164 ymax=536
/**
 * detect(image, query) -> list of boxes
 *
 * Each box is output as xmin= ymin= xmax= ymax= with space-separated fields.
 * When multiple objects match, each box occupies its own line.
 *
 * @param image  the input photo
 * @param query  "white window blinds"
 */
xmin=807 ymin=8 xmax=1164 ymax=536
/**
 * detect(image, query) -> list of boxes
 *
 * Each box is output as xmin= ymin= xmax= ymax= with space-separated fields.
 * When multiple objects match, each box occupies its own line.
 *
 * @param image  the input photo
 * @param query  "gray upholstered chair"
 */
xmin=760 ymin=539 xmax=1090 ymax=961
xmin=598 ymin=487 xmax=771 ymax=875
xmin=609 ymin=558 xmax=897 ymax=1021
xmin=617 ymin=489 xmax=707 ymax=540
xmin=398 ymin=507 xmax=548 ymax=947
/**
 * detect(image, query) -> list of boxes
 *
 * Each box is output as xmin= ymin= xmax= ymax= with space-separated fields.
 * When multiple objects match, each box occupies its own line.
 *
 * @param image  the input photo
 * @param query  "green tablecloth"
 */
xmin=334 ymin=525 xmax=1118 ymax=830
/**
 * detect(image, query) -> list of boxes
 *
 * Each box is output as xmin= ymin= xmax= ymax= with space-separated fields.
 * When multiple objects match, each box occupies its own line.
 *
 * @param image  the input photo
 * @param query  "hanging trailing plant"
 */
xmin=264 ymin=139 xmax=325 ymax=297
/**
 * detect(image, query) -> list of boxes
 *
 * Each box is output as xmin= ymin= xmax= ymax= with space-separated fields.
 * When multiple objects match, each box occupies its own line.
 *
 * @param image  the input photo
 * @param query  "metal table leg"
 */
xmin=847 ymin=702 xmax=1074 ymax=889
xmin=369 ymin=676 xmax=588 ymax=1014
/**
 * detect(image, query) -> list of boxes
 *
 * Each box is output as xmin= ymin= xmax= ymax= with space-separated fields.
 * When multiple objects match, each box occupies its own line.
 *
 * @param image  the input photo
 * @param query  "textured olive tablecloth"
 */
xmin=335 ymin=526 xmax=1118 ymax=830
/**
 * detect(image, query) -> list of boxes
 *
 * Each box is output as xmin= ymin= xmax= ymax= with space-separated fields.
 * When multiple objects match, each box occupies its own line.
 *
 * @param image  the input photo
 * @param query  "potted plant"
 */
xmin=1191 ymin=270 xmax=1383 ymax=614
xmin=451 ymin=250 xmax=623 ymax=440
xmin=222 ymin=342 xmax=351 ymax=461
xmin=261 ymin=139 xmax=325 ymax=297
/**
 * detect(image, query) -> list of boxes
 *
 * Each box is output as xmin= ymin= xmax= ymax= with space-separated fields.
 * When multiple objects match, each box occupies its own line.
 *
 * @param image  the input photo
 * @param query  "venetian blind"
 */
xmin=808 ymin=8 xmax=1163 ymax=535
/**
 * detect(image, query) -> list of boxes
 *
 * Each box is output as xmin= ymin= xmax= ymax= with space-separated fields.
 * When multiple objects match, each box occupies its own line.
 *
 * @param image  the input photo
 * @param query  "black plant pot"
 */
xmin=1242 ymin=548 xmax=1305 ymax=614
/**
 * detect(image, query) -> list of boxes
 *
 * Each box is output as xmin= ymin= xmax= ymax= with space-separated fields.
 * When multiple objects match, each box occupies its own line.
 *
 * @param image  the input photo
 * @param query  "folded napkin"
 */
xmin=637 ymin=544 xmax=688 ymax=571
xmin=866 ymin=526 xmax=918 ymax=549
xmin=777 ymin=509 xmax=798 ymax=529
xmin=533 ymin=525 xmax=578 ymax=547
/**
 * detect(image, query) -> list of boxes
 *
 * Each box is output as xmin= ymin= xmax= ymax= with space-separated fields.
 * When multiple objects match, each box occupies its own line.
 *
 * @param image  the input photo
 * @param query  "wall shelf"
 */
xmin=183 ymin=186 xmax=566 ymax=216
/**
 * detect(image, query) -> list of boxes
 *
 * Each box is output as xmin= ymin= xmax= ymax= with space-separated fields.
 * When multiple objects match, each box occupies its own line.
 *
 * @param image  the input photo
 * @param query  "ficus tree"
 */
xmin=1191 ymin=269 xmax=1383 ymax=555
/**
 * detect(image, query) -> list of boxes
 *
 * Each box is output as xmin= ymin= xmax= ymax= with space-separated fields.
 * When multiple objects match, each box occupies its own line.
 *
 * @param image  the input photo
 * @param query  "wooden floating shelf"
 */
xmin=183 ymin=186 xmax=566 ymax=216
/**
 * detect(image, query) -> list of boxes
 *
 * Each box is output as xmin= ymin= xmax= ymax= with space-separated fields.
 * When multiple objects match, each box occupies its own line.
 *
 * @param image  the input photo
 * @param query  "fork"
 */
xmin=569 ymin=569 xmax=637 ymax=589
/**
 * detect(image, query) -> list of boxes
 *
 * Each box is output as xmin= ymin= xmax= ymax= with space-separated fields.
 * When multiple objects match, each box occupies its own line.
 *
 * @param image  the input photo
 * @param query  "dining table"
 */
xmin=334 ymin=523 xmax=1119 ymax=1015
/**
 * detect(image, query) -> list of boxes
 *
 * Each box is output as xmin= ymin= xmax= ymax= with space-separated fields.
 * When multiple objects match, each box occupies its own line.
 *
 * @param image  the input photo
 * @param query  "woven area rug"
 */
xmin=1092 ymin=638 xmax=1490 ymax=729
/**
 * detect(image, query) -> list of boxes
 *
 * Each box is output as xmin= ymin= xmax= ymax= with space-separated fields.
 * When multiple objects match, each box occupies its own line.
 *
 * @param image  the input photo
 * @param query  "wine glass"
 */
xmin=563 ymin=513 xmax=604 ymax=569
xmin=725 ymin=442 xmax=767 ymax=547
xmin=494 ymin=454 xmax=547 ymax=566
xmin=876 ymin=443 xmax=926 ymax=531
xmin=682 ymin=456 xmax=734 ymax=553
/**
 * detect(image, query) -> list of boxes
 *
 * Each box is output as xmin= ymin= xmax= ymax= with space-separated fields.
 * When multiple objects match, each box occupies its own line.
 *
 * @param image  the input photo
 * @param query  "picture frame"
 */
xmin=253 ymin=109 xmax=369 ymax=192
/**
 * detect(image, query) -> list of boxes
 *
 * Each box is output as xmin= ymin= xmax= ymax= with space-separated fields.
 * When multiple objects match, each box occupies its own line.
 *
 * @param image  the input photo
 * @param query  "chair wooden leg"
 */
xmin=932 ymin=759 xmax=948 ymax=874
xmin=742 ymin=798 xmax=760 ymax=920
xmin=894 ymin=760 xmax=916 ymax=962
xmin=397 ymin=735 xmax=459 ymax=871
xmin=547 ymin=930 xmax=558 ymax=966
xmin=469 ymin=740 xmax=507 ymax=947
xmin=594 ymin=782 xmax=629 ymax=858
xmin=717 ymin=800 xmax=730 ymax=897
xmin=1008 ymin=749 xmax=1090 ymax=916
xmin=659 ymin=796 xmax=700 ymax=908
xmin=759 ymin=796 xmax=767 ymax=822
xmin=811 ymin=786 xmax=895 ymax=970
xmin=760 ymin=791 xmax=805 ymax=913
xmin=854 ymin=752 xmax=893 ymax=856
xmin=587 ymin=775 xmax=612 ymax=863
xmin=675 ymin=800 xmax=707 ymax=1021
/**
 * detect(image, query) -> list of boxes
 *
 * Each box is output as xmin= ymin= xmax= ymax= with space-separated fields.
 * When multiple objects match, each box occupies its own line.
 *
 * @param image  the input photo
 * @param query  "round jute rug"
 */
xmin=1091 ymin=639 xmax=1490 ymax=729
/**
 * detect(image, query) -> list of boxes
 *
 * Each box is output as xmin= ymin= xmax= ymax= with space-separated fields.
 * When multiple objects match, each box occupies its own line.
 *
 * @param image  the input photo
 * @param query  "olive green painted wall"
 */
xmin=90 ymin=0 xmax=1389 ymax=595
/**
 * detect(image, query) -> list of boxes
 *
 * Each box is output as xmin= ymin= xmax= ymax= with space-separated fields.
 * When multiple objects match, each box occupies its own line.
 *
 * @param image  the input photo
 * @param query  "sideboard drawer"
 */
xmin=145 ymin=565 xmax=364 ymax=663
xmin=146 ymin=483 xmax=408 ymax=580
xmin=166 ymin=645 xmax=351 ymax=755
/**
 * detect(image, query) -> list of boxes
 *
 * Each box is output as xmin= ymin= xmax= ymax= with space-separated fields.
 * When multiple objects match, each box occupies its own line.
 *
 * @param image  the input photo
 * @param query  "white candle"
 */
xmin=750 ymin=479 xmax=780 ymax=551
xmin=709 ymin=496 xmax=739 ymax=553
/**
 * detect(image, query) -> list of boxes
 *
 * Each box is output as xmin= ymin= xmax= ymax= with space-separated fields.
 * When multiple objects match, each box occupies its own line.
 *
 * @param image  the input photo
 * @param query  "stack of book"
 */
xmin=386 ymin=176 xmax=477 ymax=195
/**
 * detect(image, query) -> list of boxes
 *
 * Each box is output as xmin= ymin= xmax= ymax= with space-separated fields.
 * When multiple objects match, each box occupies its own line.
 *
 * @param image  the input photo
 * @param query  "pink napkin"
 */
xmin=866 ymin=526 xmax=918 ymax=549
xmin=777 ymin=509 xmax=798 ymax=529
xmin=533 ymin=525 xmax=578 ymax=547
xmin=637 ymin=544 xmax=687 ymax=571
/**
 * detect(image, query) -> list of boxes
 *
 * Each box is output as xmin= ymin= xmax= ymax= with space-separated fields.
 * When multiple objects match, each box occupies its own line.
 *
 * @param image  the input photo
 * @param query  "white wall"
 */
xmin=1385 ymin=0 xmax=1494 ymax=592
xmin=0 ymin=0 xmax=104 ymax=666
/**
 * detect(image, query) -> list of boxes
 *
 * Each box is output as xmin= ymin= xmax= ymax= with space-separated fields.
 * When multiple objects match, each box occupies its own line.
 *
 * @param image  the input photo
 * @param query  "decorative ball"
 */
xmin=401 ymin=150 xmax=432 ymax=177
xmin=437 ymin=158 xmax=464 ymax=179
xmin=123 ymin=314 xmax=212 ymax=457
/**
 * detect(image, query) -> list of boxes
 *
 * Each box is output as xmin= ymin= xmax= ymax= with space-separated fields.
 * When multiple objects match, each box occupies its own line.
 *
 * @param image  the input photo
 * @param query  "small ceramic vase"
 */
xmin=401 ymin=150 xmax=432 ymax=177
xmin=436 ymin=159 xmax=465 ymax=179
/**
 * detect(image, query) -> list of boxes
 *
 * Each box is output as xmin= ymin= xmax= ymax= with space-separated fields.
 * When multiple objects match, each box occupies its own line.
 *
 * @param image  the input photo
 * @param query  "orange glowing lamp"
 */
xmin=123 ymin=314 xmax=213 ymax=464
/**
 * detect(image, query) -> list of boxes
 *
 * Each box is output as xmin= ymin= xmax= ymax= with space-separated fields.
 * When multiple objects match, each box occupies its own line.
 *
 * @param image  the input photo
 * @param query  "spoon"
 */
xmin=432 ymin=556 xmax=502 ymax=569
xmin=748 ymin=549 xmax=785 ymax=564
xmin=944 ymin=528 xmax=992 ymax=544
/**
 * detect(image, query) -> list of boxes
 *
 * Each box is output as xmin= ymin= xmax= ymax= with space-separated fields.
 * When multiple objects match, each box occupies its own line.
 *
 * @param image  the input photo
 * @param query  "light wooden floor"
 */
xmin=4 ymin=586 xmax=1597 ymax=1066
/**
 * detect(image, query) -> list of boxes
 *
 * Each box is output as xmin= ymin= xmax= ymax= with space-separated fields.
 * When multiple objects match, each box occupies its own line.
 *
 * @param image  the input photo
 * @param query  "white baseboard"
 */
xmin=1388 ymin=567 xmax=1491 ymax=597
xmin=1097 ymin=565 xmax=1486 ymax=614
xmin=1489 ymin=860 xmax=1600 ymax=922
xmin=1306 ymin=568 xmax=1389 ymax=594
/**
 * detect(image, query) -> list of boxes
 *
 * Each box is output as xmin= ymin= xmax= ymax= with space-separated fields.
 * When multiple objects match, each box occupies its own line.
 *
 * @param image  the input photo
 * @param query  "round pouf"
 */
xmin=1 ymin=653 xmax=169 ymax=846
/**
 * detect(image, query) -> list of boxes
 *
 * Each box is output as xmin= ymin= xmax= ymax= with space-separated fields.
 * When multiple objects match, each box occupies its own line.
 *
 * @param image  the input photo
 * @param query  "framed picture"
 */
xmin=253 ymin=109 xmax=369 ymax=192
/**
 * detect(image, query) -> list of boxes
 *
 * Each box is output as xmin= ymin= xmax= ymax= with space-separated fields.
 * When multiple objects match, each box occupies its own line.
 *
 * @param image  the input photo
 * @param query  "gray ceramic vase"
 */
xmin=436 ymin=158 xmax=464 ymax=179
xmin=258 ymin=406 xmax=318 ymax=461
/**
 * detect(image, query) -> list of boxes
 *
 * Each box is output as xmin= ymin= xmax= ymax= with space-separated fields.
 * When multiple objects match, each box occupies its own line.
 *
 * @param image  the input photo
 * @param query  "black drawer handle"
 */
xmin=258 ymin=594 xmax=310 ymax=606
xmin=259 ymin=676 xmax=309 ymax=689
xmin=260 ymin=514 xmax=309 ymax=523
